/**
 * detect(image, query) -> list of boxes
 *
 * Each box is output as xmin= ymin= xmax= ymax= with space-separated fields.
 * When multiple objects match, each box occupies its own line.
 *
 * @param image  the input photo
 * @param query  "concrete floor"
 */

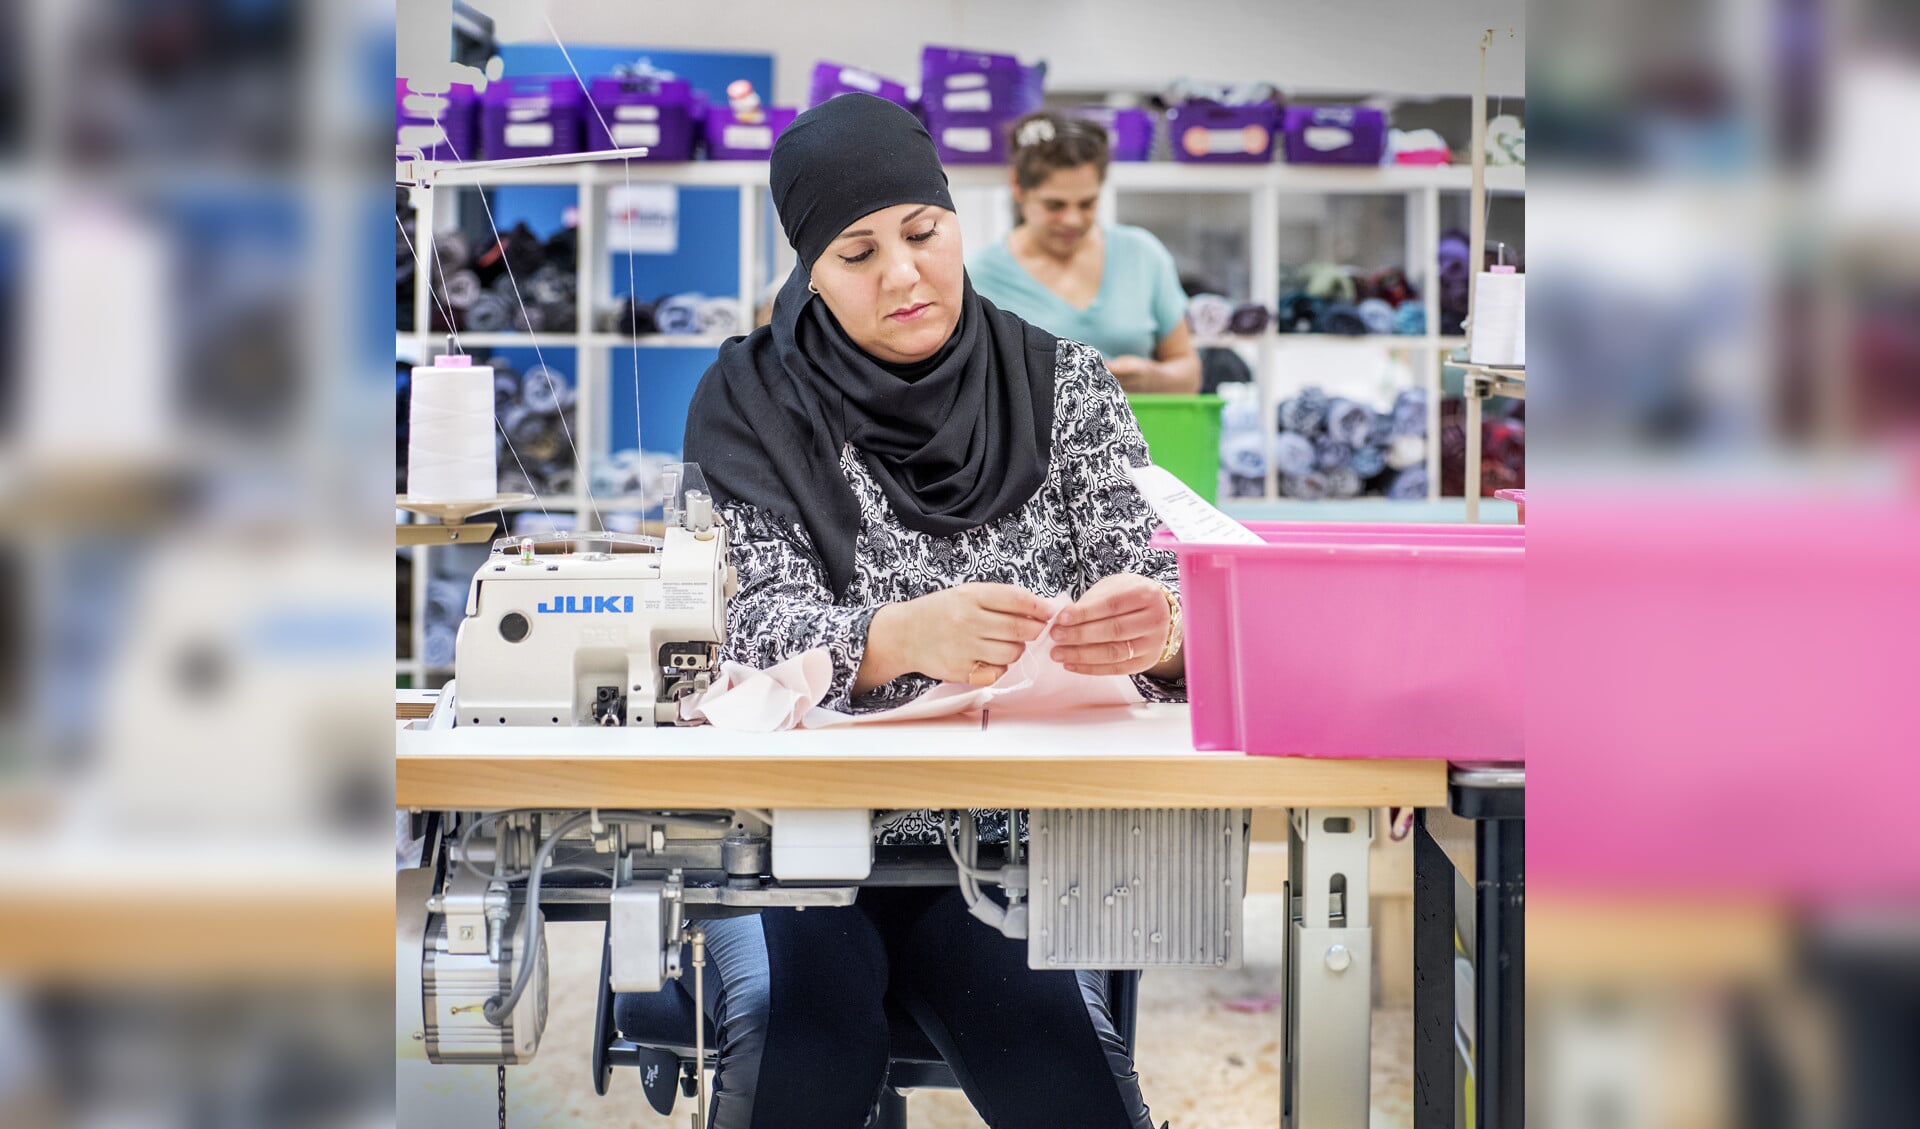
xmin=490 ymin=893 xmax=1411 ymax=1128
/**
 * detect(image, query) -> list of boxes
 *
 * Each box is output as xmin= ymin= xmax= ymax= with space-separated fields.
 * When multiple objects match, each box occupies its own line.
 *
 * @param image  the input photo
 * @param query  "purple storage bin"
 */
xmin=1165 ymin=101 xmax=1280 ymax=164
xmin=481 ymin=76 xmax=585 ymax=158
xmin=586 ymin=76 xmax=695 ymax=160
xmin=703 ymin=107 xmax=797 ymax=160
xmin=808 ymin=62 xmax=910 ymax=108
xmin=397 ymin=80 xmax=478 ymax=161
xmin=1072 ymin=106 xmax=1155 ymax=161
xmin=923 ymin=110 xmax=1014 ymax=164
xmin=1282 ymin=105 xmax=1389 ymax=165
xmin=919 ymin=46 xmax=1043 ymax=119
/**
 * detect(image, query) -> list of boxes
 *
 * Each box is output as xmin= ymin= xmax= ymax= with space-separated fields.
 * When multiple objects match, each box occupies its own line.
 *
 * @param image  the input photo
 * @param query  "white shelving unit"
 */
xmin=397 ymin=157 xmax=1524 ymax=679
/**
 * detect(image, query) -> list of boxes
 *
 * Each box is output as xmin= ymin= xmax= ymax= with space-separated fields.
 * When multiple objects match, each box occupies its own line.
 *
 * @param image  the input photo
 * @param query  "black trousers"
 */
xmin=687 ymin=886 xmax=1155 ymax=1129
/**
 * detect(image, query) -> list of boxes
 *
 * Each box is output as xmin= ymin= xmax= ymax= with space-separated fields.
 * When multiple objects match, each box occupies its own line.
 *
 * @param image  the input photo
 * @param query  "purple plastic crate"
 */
xmin=923 ymin=111 xmax=1016 ymax=164
xmin=481 ymin=76 xmax=585 ymax=158
xmin=1072 ymin=106 xmax=1155 ymax=161
xmin=396 ymin=80 xmax=477 ymax=161
xmin=586 ymin=75 xmax=695 ymax=160
xmin=703 ymin=107 xmax=797 ymax=160
xmin=1166 ymin=101 xmax=1280 ymax=164
xmin=808 ymin=62 xmax=910 ymax=108
xmin=1281 ymin=105 xmax=1388 ymax=165
xmin=919 ymin=45 xmax=1042 ymax=118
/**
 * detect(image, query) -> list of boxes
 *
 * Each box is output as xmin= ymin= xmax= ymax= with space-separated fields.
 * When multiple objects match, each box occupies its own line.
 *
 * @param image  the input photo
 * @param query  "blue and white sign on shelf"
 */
xmin=608 ymin=183 xmax=678 ymax=254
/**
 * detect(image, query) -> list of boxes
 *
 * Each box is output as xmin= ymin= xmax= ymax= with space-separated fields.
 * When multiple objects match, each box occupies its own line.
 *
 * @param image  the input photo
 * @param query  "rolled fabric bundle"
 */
xmin=542 ymin=303 xmax=576 ymax=332
xmin=1220 ymin=393 xmax=1262 ymax=433
xmin=1368 ymin=266 xmax=1416 ymax=306
xmin=1319 ymin=302 xmax=1368 ymax=336
xmin=1392 ymin=301 xmax=1426 ymax=336
xmin=543 ymin=226 xmax=578 ymax=267
xmin=1324 ymin=397 xmax=1374 ymax=448
xmin=598 ymin=295 xmax=659 ymax=336
xmin=527 ymin=264 xmax=573 ymax=308
xmin=1278 ymin=387 xmax=1329 ymax=435
xmin=1272 ymin=431 xmax=1316 ymax=477
xmin=1385 ymin=464 xmax=1428 ymax=501
xmin=464 ymin=293 xmax=512 ymax=332
xmin=1220 ymin=431 xmax=1268 ymax=479
xmin=510 ymin=302 xmax=547 ymax=333
xmin=1326 ymin=466 xmax=1363 ymax=498
xmin=1349 ymin=444 xmax=1387 ymax=479
xmin=544 ymin=464 xmax=576 ymax=495
xmin=1302 ymin=262 xmax=1357 ymax=304
xmin=1385 ymin=434 xmax=1426 ymax=470
xmin=1281 ymin=471 xmax=1331 ymax=500
xmin=442 ymin=269 xmax=482 ymax=310
xmin=519 ymin=366 xmax=573 ymax=413
xmin=473 ymin=222 xmax=548 ymax=287
xmin=655 ymin=293 xmax=703 ymax=335
xmin=433 ymin=230 xmax=471 ymax=272
xmin=1314 ymin=436 xmax=1352 ymax=471
xmin=1186 ymin=293 xmax=1233 ymax=338
xmin=492 ymin=370 xmax=522 ymax=409
xmin=1391 ymin=387 xmax=1428 ymax=437
xmin=422 ymin=627 xmax=457 ymax=671
xmin=1227 ymin=303 xmax=1271 ymax=335
xmin=698 ymin=297 xmax=741 ymax=337
xmin=1226 ymin=474 xmax=1267 ymax=499
xmin=1356 ymin=298 xmax=1396 ymax=335
xmin=496 ymin=463 xmax=536 ymax=495
xmin=1374 ymin=410 xmax=1396 ymax=443
xmin=588 ymin=462 xmax=623 ymax=500
xmin=1276 ymin=292 xmax=1322 ymax=333
xmin=425 ymin=578 xmax=467 ymax=626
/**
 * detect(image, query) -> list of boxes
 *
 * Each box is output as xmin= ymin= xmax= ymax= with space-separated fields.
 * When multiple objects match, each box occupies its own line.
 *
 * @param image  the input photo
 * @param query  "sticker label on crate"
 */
xmin=615 ymin=104 xmax=661 ymax=121
xmin=941 ymin=89 xmax=993 ymax=112
xmin=838 ymin=67 xmax=882 ymax=92
xmin=613 ymin=123 xmax=662 ymax=147
xmin=1303 ymin=126 xmax=1355 ymax=151
xmin=939 ymin=126 xmax=992 ymax=152
xmin=944 ymin=73 xmax=988 ymax=91
xmin=505 ymin=122 xmax=554 ymax=148
xmin=1181 ymin=125 xmax=1269 ymax=158
xmin=722 ymin=125 xmax=772 ymax=151
xmin=508 ymin=103 xmax=550 ymax=119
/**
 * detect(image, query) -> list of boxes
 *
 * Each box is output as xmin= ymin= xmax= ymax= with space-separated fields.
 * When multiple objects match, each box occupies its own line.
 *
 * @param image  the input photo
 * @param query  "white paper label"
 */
xmin=940 ymin=126 xmax=992 ymax=153
xmin=612 ymin=123 xmax=662 ymax=147
xmin=396 ymin=123 xmax=450 ymax=151
xmin=941 ymin=89 xmax=992 ymax=112
xmin=722 ymin=125 xmax=772 ymax=151
xmin=662 ymin=581 xmax=709 ymax=612
xmin=1204 ymin=127 xmax=1253 ymax=154
xmin=504 ymin=122 xmax=554 ymax=147
xmin=1125 ymin=465 xmax=1263 ymax=545
xmin=402 ymin=93 xmax=449 ymax=117
xmin=1304 ymin=126 xmax=1355 ymax=151
xmin=615 ymin=104 xmax=661 ymax=122
xmin=944 ymin=73 xmax=988 ymax=91
xmin=508 ymin=102 xmax=549 ymax=119
xmin=608 ymin=184 xmax=678 ymax=254
xmin=838 ymin=67 xmax=881 ymax=92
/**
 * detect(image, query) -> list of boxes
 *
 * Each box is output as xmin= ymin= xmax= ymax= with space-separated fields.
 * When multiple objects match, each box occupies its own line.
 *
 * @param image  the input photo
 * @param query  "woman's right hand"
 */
xmin=859 ymin=584 xmax=1054 ymax=691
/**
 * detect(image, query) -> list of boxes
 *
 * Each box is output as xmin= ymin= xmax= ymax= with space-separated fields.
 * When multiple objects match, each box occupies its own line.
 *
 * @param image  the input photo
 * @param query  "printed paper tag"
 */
xmin=722 ymin=125 xmax=772 ymax=151
xmin=615 ymin=104 xmax=661 ymax=122
xmin=839 ymin=68 xmax=882 ymax=93
xmin=505 ymin=122 xmax=554 ymax=148
xmin=613 ymin=123 xmax=662 ymax=147
xmin=942 ymin=89 xmax=993 ymax=112
xmin=1126 ymin=464 xmax=1263 ymax=545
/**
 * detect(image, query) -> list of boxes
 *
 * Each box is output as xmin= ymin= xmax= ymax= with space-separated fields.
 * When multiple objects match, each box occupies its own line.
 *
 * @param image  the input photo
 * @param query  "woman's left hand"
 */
xmin=1051 ymin=573 xmax=1174 ymax=676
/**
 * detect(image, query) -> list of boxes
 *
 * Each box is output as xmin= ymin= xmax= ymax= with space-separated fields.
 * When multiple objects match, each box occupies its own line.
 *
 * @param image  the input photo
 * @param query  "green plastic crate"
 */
xmin=1127 ymin=394 xmax=1224 ymax=504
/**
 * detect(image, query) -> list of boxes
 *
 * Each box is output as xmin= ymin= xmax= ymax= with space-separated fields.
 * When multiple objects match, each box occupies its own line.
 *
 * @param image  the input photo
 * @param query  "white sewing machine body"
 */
xmin=452 ymin=520 xmax=730 ymax=728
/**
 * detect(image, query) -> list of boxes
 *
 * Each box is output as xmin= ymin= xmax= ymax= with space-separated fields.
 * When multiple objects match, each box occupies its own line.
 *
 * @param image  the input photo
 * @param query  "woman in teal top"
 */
xmin=968 ymin=112 xmax=1201 ymax=394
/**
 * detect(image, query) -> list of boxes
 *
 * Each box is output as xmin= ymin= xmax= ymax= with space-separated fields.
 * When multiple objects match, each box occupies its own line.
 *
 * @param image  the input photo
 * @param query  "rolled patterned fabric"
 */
xmin=1385 ymin=464 xmax=1428 ymax=500
xmin=1392 ymin=301 xmax=1426 ymax=336
xmin=1186 ymin=293 xmax=1234 ymax=338
xmin=1326 ymin=466 xmax=1363 ymax=498
xmin=1385 ymin=434 xmax=1426 ymax=470
xmin=699 ymin=297 xmax=742 ymax=337
xmin=1348 ymin=444 xmax=1386 ymax=479
xmin=1220 ymin=430 xmax=1268 ymax=479
xmin=1314 ymin=436 xmax=1352 ymax=472
xmin=1278 ymin=387 xmax=1330 ymax=436
xmin=1356 ymin=298 xmax=1396 ymax=335
xmin=519 ymin=366 xmax=574 ymax=413
xmin=1276 ymin=292 xmax=1322 ymax=333
xmin=1391 ymin=387 xmax=1428 ymax=437
xmin=1280 ymin=471 xmax=1331 ymax=500
xmin=1324 ymin=397 xmax=1374 ymax=448
xmin=1227 ymin=302 xmax=1271 ymax=335
xmin=655 ymin=293 xmax=704 ymax=335
xmin=1272 ymin=431 xmax=1316 ymax=477
xmin=1319 ymin=302 xmax=1368 ymax=336
xmin=463 ymin=292 xmax=511 ymax=332
xmin=443 ymin=269 xmax=482 ymax=310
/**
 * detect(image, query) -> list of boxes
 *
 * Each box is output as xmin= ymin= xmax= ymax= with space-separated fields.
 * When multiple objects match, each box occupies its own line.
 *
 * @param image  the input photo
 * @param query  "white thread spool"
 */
xmin=1469 ymin=266 xmax=1526 ymax=366
xmin=408 ymin=354 xmax=497 ymax=501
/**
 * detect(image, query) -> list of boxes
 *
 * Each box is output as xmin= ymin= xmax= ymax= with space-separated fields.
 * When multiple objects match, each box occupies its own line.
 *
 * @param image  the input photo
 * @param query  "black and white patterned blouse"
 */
xmin=717 ymin=339 xmax=1185 ymax=845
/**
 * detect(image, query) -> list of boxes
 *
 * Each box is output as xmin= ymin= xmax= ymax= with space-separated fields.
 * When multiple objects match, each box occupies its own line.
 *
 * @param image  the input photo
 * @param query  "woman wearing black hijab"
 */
xmin=671 ymin=93 xmax=1181 ymax=1128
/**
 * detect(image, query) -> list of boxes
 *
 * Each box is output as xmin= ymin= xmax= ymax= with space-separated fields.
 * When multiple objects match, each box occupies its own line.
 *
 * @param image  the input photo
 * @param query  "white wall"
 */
xmin=494 ymin=0 xmax=1525 ymax=104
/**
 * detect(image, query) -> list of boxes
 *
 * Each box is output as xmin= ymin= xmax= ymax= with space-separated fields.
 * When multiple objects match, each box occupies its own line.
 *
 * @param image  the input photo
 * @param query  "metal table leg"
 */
xmin=1452 ymin=766 xmax=1525 ymax=1129
xmin=1412 ymin=810 xmax=1457 ymax=1129
xmin=1283 ymin=807 xmax=1374 ymax=1129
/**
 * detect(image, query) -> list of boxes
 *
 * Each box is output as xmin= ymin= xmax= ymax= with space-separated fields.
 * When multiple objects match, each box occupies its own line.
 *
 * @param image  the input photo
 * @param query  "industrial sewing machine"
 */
xmin=396 ymin=464 xmax=1270 ymax=1120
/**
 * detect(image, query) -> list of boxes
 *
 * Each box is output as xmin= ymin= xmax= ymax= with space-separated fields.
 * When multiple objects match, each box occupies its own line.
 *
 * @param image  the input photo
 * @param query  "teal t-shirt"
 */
xmin=968 ymin=224 xmax=1187 ymax=361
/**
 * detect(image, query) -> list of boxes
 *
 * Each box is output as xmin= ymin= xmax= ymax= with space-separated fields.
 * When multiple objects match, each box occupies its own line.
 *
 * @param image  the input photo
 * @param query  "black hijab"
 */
xmin=685 ymin=94 xmax=1058 ymax=598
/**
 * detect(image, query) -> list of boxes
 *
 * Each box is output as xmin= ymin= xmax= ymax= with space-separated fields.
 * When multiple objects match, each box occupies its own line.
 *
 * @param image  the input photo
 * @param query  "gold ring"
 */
xmin=1125 ymin=640 xmax=1135 ymax=660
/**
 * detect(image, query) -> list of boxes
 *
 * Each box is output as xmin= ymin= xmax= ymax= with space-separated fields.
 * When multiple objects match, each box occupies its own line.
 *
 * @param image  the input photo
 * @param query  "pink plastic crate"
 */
xmin=1152 ymin=521 xmax=1525 ymax=760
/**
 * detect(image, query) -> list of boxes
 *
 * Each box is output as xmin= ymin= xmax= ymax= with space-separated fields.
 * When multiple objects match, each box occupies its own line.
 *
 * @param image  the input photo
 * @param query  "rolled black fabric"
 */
xmin=769 ymin=94 xmax=958 ymax=272
xmin=686 ymin=94 xmax=1058 ymax=598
